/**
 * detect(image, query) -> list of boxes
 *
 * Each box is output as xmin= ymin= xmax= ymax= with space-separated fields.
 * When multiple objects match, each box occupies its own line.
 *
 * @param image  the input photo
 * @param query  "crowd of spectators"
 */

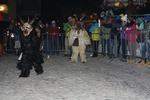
xmin=0 ymin=0 xmax=150 ymax=67
xmin=99 ymin=0 xmax=150 ymax=16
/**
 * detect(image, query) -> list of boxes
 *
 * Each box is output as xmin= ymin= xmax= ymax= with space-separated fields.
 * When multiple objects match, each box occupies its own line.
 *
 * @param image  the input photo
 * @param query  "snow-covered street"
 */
xmin=0 ymin=53 xmax=150 ymax=100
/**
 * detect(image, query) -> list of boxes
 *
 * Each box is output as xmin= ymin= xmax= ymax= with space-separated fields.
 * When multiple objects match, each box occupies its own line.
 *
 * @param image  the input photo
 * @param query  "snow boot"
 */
xmin=145 ymin=61 xmax=150 ymax=67
xmin=128 ymin=59 xmax=132 ymax=63
xmin=130 ymin=59 xmax=136 ymax=64
xmin=138 ymin=60 xmax=146 ymax=66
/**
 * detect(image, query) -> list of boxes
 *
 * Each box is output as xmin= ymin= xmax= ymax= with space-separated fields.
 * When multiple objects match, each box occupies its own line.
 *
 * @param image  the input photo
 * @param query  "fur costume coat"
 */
xmin=17 ymin=30 xmax=44 ymax=77
xmin=68 ymin=28 xmax=91 ymax=63
xmin=68 ymin=29 xmax=91 ymax=47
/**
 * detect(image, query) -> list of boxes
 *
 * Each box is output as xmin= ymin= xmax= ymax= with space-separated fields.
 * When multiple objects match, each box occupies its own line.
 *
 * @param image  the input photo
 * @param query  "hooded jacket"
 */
xmin=89 ymin=23 xmax=100 ymax=41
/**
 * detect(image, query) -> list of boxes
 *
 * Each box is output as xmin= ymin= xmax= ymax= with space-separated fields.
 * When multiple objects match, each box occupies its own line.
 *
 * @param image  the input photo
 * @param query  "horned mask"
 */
xmin=19 ymin=14 xmax=39 ymax=36
xmin=21 ymin=22 xmax=33 ymax=36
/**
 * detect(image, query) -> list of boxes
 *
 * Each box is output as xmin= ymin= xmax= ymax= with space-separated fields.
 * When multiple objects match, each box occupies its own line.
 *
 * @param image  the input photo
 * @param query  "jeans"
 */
xmin=141 ymin=40 xmax=150 ymax=61
xmin=92 ymin=40 xmax=99 ymax=56
xmin=110 ymin=38 xmax=118 ymax=57
xmin=101 ymin=38 xmax=110 ymax=55
xmin=118 ymin=39 xmax=127 ymax=58
xmin=47 ymin=38 xmax=59 ymax=54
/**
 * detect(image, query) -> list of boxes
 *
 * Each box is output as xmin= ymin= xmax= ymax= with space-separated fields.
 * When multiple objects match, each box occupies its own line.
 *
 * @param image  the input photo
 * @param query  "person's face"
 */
xmin=52 ymin=23 xmax=56 ymax=27
xmin=121 ymin=20 xmax=126 ymax=24
xmin=127 ymin=19 xmax=131 ymax=23
xmin=71 ymin=19 xmax=76 ymax=25
xmin=144 ymin=20 xmax=148 ymax=23
xmin=68 ymin=18 xmax=72 ymax=23
xmin=108 ymin=19 xmax=112 ymax=23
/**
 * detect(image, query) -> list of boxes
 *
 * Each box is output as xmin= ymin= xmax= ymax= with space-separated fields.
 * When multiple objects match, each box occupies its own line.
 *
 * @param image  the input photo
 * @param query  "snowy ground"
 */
xmin=0 ymin=53 xmax=150 ymax=100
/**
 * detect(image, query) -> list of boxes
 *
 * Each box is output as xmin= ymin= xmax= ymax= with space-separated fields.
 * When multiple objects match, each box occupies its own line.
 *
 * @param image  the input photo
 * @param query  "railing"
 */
xmin=3 ymin=32 xmax=145 ymax=59
xmin=41 ymin=33 xmax=66 ymax=54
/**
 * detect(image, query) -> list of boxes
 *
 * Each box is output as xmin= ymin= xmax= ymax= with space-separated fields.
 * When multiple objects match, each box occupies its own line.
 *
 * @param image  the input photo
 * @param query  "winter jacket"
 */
xmin=125 ymin=23 xmax=137 ymax=42
xmin=141 ymin=22 xmax=150 ymax=42
xmin=119 ymin=23 xmax=127 ymax=40
xmin=63 ymin=22 xmax=72 ymax=37
xmin=101 ymin=22 xmax=112 ymax=39
xmin=47 ymin=25 xmax=60 ymax=39
xmin=111 ymin=20 xmax=121 ymax=40
xmin=89 ymin=23 xmax=100 ymax=41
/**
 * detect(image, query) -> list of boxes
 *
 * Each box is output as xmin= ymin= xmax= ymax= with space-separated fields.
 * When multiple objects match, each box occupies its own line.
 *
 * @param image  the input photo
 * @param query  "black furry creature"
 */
xmin=17 ymin=29 xmax=44 ymax=78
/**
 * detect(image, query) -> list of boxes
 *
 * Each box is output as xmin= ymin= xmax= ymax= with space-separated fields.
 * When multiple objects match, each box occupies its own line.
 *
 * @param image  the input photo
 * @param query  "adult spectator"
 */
xmin=101 ymin=16 xmax=113 ymax=57
xmin=125 ymin=16 xmax=137 ymax=64
xmin=118 ymin=14 xmax=128 ymax=62
xmin=138 ymin=16 xmax=150 ymax=66
xmin=63 ymin=16 xmax=76 ymax=57
xmin=136 ymin=17 xmax=145 ymax=62
xmin=110 ymin=16 xmax=121 ymax=58
xmin=89 ymin=19 xmax=100 ymax=57
xmin=47 ymin=20 xmax=60 ymax=56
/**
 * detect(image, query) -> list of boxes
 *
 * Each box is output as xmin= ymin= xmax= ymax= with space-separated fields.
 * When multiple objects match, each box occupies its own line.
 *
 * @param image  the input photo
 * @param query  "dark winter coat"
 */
xmin=141 ymin=22 xmax=150 ymax=42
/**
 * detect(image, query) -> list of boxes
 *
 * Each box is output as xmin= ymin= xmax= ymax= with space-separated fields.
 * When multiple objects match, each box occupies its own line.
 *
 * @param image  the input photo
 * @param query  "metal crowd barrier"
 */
xmin=90 ymin=32 xmax=143 ymax=58
xmin=3 ymin=32 xmax=146 ymax=59
xmin=41 ymin=33 xmax=65 ymax=54
xmin=4 ymin=32 xmax=16 ymax=54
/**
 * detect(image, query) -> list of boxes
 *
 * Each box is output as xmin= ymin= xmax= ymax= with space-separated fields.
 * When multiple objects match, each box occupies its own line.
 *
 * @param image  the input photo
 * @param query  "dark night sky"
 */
xmin=41 ymin=0 xmax=103 ymax=22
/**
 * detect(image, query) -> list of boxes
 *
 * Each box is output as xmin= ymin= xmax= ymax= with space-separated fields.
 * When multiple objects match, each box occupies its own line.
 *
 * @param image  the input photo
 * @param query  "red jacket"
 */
xmin=125 ymin=24 xmax=137 ymax=42
xmin=47 ymin=25 xmax=60 ymax=39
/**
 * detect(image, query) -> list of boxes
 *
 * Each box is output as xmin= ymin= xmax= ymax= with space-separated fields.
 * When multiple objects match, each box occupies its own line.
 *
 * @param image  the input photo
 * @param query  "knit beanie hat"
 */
xmin=136 ymin=17 xmax=143 ymax=24
xmin=119 ymin=14 xmax=124 ymax=17
xmin=68 ymin=16 xmax=72 ymax=20
xmin=52 ymin=20 xmax=56 ymax=24
xmin=121 ymin=14 xmax=127 ymax=22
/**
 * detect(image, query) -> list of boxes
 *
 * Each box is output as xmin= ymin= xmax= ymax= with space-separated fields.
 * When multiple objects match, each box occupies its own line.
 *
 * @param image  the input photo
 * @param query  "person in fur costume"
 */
xmin=68 ymin=22 xmax=91 ymax=63
xmin=17 ymin=22 xmax=44 ymax=78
